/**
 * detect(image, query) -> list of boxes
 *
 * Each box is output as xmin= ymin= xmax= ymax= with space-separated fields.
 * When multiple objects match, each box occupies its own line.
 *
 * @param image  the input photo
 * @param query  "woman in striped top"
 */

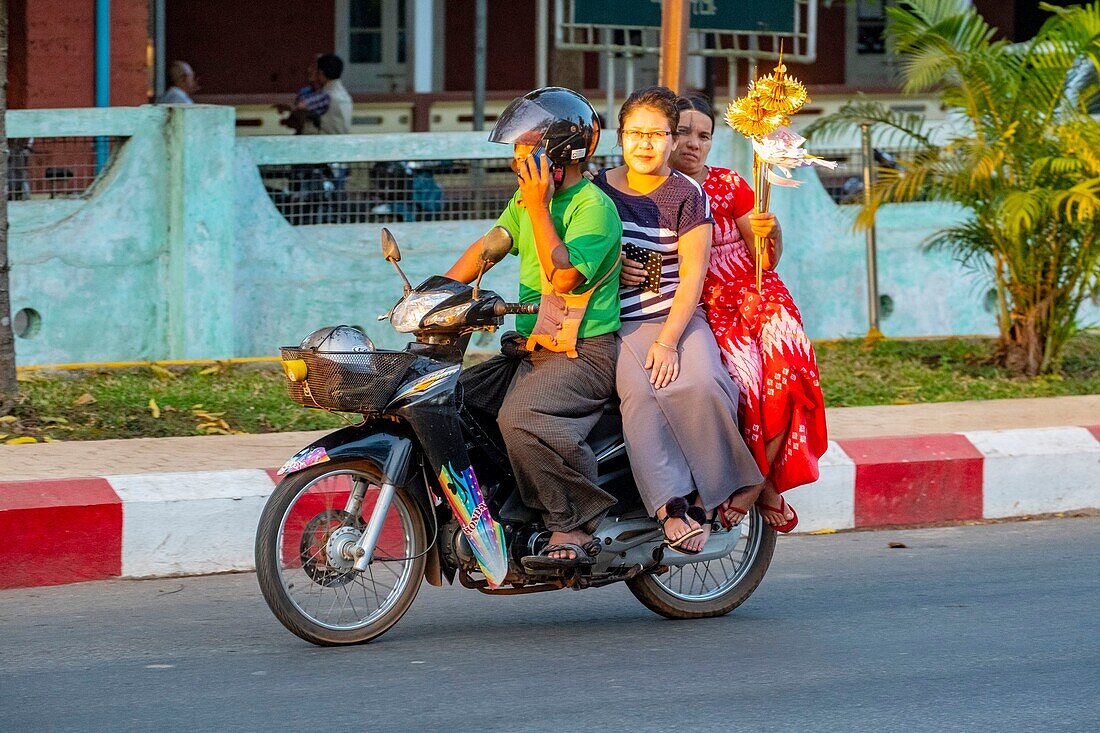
xmin=594 ymin=86 xmax=763 ymax=553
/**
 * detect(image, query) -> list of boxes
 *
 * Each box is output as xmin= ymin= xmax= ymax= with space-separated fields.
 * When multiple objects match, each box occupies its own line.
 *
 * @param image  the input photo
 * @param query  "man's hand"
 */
xmin=517 ymin=153 xmax=554 ymax=212
xmin=620 ymin=256 xmax=648 ymax=286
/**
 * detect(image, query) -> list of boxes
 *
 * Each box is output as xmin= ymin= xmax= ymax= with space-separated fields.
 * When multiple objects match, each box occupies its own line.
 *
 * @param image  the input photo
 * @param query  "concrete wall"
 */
xmin=7 ymin=105 xmax=1098 ymax=366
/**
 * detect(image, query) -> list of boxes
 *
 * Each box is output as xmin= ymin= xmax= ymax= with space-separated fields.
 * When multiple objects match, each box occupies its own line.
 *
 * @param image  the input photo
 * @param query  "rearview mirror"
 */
xmin=480 ymin=226 xmax=513 ymax=265
xmin=381 ymin=228 xmax=401 ymax=262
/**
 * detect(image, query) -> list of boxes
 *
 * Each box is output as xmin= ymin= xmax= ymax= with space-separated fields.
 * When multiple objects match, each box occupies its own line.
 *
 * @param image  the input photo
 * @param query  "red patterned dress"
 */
xmin=701 ymin=167 xmax=828 ymax=501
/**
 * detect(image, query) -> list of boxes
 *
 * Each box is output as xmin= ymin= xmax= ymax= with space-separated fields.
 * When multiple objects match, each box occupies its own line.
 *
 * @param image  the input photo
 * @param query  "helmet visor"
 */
xmin=488 ymin=96 xmax=559 ymax=147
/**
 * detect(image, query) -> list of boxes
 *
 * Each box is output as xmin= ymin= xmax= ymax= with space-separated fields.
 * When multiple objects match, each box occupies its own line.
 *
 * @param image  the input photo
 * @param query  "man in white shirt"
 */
xmin=303 ymin=54 xmax=352 ymax=135
xmin=155 ymin=61 xmax=198 ymax=104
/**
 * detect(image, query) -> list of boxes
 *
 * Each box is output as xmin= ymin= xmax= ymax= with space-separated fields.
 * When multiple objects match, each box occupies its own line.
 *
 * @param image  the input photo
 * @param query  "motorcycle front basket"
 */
xmin=280 ymin=347 xmax=417 ymax=413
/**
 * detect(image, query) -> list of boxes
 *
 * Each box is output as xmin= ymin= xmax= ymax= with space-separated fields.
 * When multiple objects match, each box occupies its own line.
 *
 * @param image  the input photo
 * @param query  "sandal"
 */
xmin=718 ymin=503 xmax=748 ymax=528
xmin=521 ymin=539 xmax=601 ymax=573
xmin=756 ymin=495 xmax=798 ymax=533
xmin=659 ymin=497 xmax=704 ymax=555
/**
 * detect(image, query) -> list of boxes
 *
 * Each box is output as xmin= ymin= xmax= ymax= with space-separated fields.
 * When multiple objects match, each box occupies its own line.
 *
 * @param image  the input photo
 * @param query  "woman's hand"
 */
xmin=645 ymin=342 xmax=680 ymax=389
xmin=748 ymin=212 xmax=777 ymax=240
xmin=620 ymin=256 xmax=648 ymax=286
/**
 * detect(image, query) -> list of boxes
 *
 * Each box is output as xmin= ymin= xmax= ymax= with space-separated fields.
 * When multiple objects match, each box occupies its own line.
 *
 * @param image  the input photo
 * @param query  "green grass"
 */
xmin=5 ymin=334 xmax=1098 ymax=443
xmin=817 ymin=333 xmax=1100 ymax=406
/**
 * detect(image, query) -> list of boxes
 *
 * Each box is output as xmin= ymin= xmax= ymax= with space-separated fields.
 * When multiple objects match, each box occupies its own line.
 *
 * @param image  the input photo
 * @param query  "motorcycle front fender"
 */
xmin=278 ymin=420 xmax=416 ymax=487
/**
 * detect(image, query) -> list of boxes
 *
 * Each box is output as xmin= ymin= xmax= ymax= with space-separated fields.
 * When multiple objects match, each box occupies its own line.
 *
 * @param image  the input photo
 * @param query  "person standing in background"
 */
xmin=155 ymin=61 xmax=198 ymax=104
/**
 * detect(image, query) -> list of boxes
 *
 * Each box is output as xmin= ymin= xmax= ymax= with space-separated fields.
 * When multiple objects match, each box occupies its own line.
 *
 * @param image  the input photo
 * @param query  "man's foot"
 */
xmin=544 ymin=530 xmax=594 ymax=561
xmin=657 ymin=496 xmax=702 ymax=551
xmin=521 ymin=530 xmax=601 ymax=573
xmin=757 ymin=483 xmax=796 ymax=528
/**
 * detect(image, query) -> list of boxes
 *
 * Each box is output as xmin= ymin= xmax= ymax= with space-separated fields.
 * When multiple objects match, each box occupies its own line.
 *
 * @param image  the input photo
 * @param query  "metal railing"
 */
xmin=6 ymin=136 xmax=126 ymax=200
xmin=259 ymin=155 xmax=620 ymax=226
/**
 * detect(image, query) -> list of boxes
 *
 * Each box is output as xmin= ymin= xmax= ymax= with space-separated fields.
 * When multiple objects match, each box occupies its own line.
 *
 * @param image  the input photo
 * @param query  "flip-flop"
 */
xmin=756 ymin=495 xmax=798 ymax=533
xmin=659 ymin=497 xmax=704 ymax=554
xmin=521 ymin=540 xmax=600 ymax=572
xmin=717 ymin=503 xmax=748 ymax=528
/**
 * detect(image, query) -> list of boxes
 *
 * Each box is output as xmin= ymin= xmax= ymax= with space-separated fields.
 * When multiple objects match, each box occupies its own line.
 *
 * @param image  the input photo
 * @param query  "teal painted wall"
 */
xmin=7 ymin=107 xmax=1098 ymax=366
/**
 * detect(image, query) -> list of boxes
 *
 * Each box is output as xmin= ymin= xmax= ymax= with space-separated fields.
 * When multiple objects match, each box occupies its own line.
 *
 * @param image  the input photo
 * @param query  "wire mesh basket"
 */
xmin=280 ymin=347 xmax=418 ymax=413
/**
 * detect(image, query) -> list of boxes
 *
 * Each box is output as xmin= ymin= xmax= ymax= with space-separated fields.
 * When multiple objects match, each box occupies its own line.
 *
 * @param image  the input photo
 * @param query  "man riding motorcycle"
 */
xmin=443 ymin=87 xmax=623 ymax=570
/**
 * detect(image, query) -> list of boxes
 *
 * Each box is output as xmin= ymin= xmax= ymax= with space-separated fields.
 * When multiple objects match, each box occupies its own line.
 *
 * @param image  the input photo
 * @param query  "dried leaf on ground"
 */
xmin=0 ymin=415 xmax=18 ymax=424
xmin=72 ymin=393 xmax=97 ymax=406
xmin=41 ymin=416 xmax=69 ymax=425
xmin=149 ymin=398 xmax=161 ymax=419
xmin=5 ymin=436 xmax=37 ymax=445
xmin=199 ymin=365 xmax=222 ymax=375
xmin=148 ymin=365 xmax=176 ymax=380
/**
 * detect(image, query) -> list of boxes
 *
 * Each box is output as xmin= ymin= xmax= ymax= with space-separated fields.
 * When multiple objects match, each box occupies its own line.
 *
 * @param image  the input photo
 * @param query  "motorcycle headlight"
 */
xmin=421 ymin=301 xmax=475 ymax=328
xmin=390 ymin=291 xmax=453 ymax=332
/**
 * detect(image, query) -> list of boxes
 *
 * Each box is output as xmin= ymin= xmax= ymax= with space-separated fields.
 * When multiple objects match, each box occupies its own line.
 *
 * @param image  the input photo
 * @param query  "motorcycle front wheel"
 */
xmin=255 ymin=459 xmax=428 ymax=646
xmin=627 ymin=508 xmax=776 ymax=619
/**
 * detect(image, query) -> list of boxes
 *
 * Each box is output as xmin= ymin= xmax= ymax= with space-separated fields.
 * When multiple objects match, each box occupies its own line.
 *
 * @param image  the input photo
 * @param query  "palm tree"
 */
xmin=807 ymin=0 xmax=1100 ymax=376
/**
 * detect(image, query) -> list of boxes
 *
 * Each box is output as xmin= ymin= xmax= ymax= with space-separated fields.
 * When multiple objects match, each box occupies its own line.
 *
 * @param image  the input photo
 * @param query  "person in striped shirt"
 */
xmin=593 ymin=86 xmax=762 ymax=554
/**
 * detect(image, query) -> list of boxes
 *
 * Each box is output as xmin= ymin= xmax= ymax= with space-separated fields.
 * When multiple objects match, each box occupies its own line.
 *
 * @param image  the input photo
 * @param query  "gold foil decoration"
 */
xmin=725 ymin=47 xmax=812 ymax=289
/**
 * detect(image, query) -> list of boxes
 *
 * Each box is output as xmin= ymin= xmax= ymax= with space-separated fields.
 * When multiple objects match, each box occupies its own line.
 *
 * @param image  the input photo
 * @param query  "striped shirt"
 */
xmin=594 ymin=170 xmax=713 ymax=321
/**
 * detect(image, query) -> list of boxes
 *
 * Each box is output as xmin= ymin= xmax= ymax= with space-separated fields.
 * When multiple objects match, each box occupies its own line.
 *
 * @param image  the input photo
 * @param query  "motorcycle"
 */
xmin=255 ymin=228 xmax=775 ymax=646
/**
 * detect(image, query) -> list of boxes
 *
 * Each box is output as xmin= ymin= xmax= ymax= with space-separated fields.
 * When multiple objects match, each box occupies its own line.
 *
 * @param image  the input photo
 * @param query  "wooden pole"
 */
xmin=0 ymin=0 xmax=17 ymax=414
xmin=659 ymin=0 xmax=690 ymax=92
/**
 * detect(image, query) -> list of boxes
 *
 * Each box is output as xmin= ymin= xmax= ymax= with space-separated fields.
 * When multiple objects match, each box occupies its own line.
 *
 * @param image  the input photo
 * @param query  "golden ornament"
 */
xmin=725 ymin=88 xmax=787 ymax=140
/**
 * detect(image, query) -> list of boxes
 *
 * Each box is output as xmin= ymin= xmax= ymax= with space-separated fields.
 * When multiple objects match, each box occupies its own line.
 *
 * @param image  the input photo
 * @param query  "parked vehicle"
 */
xmin=255 ymin=228 xmax=775 ymax=646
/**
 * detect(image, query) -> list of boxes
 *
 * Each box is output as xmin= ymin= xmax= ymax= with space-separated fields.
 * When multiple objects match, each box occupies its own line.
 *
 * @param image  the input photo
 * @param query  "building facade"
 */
xmin=6 ymin=1 xmax=1066 ymax=113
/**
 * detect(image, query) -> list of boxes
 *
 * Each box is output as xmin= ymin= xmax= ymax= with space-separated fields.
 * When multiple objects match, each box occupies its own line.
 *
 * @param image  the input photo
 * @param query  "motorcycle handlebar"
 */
xmin=492 ymin=301 xmax=539 ymax=316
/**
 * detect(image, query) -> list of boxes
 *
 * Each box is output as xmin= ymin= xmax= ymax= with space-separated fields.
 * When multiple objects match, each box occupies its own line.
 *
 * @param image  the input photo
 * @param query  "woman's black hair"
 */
xmin=675 ymin=94 xmax=716 ymax=130
xmin=618 ymin=85 xmax=680 ymax=132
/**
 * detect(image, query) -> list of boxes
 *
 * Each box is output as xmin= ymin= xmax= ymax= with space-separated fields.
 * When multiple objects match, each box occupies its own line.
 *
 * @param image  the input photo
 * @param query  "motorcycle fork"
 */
xmin=350 ymin=436 xmax=414 ymax=571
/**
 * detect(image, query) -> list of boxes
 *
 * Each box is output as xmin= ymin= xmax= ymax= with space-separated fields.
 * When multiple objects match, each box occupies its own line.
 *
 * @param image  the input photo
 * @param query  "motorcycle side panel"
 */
xmin=397 ymin=389 xmax=509 ymax=589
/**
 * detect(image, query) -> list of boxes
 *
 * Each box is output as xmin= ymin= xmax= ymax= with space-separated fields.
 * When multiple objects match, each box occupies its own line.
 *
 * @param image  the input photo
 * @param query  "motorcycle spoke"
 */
xmin=273 ymin=468 xmax=420 ymax=631
xmin=655 ymin=515 xmax=764 ymax=602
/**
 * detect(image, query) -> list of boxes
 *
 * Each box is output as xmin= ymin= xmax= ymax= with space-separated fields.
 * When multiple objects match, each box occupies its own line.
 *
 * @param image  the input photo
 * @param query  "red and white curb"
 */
xmin=2 ymin=427 xmax=1098 ymax=590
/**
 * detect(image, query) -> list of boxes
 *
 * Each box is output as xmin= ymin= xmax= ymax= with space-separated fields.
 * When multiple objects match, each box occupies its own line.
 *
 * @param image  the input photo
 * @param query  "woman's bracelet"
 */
xmin=654 ymin=340 xmax=679 ymax=352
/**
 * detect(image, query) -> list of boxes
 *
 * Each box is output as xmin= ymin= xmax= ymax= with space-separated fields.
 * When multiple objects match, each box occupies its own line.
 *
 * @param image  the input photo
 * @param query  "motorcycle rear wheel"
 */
xmin=627 ymin=508 xmax=776 ymax=619
xmin=255 ymin=459 xmax=427 ymax=646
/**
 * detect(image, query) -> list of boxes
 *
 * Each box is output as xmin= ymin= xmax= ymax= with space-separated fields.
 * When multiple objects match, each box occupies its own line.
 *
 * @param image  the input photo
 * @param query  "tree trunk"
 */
xmin=0 ymin=0 xmax=17 ymax=414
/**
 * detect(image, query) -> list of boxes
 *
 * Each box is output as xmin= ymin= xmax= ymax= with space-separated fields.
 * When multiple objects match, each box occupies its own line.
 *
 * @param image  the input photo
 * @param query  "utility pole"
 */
xmin=659 ymin=0 xmax=690 ymax=92
xmin=0 ymin=0 xmax=17 ymax=414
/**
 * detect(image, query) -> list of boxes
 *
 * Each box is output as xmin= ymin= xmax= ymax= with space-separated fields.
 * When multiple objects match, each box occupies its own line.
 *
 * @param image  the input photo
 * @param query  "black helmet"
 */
xmin=489 ymin=87 xmax=600 ymax=167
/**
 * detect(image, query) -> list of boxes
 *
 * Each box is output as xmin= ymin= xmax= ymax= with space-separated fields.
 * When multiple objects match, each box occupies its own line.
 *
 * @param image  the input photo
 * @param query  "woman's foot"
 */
xmin=656 ymin=497 xmax=702 ymax=549
xmin=717 ymin=483 xmax=765 ymax=528
xmin=756 ymin=482 xmax=798 ymax=532
xmin=681 ymin=502 xmax=713 ymax=553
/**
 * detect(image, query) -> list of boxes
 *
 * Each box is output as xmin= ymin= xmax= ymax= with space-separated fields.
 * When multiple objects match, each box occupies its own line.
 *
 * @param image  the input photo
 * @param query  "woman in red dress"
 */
xmin=624 ymin=94 xmax=828 ymax=542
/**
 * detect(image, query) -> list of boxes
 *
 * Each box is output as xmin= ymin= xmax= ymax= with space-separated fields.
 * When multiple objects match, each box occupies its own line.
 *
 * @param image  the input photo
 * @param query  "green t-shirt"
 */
xmin=493 ymin=179 xmax=623 ymax=339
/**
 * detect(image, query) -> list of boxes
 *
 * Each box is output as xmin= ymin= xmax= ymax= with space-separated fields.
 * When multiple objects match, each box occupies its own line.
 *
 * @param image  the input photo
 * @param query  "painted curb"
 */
xmin=3 ymin=426 xmax=1099 ymax=590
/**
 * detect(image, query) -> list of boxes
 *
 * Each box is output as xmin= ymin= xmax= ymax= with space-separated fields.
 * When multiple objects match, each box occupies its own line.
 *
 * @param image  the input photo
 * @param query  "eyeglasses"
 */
xmin=622 ymin=129 xmax=673 ymax=144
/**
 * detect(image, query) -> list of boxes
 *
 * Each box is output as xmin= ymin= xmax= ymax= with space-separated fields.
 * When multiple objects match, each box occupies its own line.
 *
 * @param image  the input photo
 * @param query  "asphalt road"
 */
xmin=2 ymin=517 xmax=1097 ymax=733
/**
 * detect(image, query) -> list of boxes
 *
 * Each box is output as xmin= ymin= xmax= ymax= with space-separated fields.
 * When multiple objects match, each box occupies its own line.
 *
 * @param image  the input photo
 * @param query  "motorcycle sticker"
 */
xmin=437 ymin=462 xmax=508 ymax=588
xmin=277 ymin=446 xmax=330 ymax=476
xmin=391 ymin=364 xmax=461 ymax=402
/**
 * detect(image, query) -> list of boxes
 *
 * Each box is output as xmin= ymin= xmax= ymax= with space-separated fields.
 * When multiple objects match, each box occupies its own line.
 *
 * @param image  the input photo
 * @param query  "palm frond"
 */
xmin=802 ymin=98 xmax=937 ymax=151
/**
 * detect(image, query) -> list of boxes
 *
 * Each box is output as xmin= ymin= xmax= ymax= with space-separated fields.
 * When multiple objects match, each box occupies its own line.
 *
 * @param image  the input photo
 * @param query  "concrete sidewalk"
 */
xmin=4 ymin=394 xmax=1098 ymax=481
xmin=2 ymin=395 xmax=1098 ymax=590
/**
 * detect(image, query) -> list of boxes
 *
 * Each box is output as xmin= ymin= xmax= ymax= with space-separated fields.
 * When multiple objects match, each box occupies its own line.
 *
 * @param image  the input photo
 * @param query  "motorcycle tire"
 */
xmin=626 ymin=510 xmax=776 ymax=619
xmin=255 ymin=459 xmax=428 ymax=646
